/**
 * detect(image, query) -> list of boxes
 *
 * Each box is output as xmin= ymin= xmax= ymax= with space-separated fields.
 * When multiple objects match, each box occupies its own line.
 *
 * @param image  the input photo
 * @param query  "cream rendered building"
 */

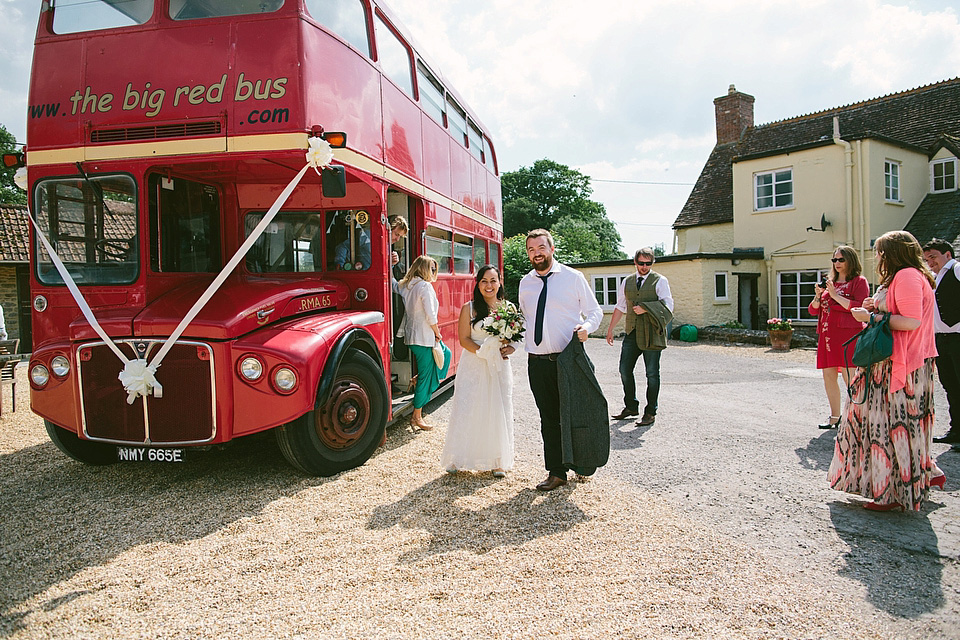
xmin=668 ymin=79 xmax=960 ymax=330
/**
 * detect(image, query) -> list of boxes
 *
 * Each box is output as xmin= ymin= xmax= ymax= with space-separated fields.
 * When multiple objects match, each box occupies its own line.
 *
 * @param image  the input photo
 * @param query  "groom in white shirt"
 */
xmin=519 ymin=229 xmax=603 ymax=491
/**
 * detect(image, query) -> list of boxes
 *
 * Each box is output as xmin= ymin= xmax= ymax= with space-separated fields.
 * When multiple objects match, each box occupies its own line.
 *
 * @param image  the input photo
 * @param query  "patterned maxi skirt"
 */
xmin=827 ymin=358 xmax=937 ymax=511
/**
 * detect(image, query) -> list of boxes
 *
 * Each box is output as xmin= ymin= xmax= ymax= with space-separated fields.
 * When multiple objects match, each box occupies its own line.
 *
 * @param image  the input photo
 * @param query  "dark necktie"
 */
xmin=534 ymin=273 xmax=552 ymax=345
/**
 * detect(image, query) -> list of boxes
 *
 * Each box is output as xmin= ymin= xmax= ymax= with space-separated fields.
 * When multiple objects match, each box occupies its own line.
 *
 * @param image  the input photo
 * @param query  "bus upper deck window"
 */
xmin=170 ymin=0 xmax=283 ymax=20
xmin=305 ymin=0 xmax=371 ymax=56
xmin=51 ymin=0 xmax=154 ymax=34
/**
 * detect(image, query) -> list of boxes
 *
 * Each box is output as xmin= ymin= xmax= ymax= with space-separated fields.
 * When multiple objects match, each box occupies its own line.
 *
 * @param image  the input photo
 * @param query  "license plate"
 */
xmin=117 ymin=447 xmax=186 ymax=463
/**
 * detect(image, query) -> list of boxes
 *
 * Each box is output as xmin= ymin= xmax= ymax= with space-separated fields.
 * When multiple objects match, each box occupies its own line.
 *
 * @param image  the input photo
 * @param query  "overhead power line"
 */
xmin=592 ymin=178 xmax=694 ymax=186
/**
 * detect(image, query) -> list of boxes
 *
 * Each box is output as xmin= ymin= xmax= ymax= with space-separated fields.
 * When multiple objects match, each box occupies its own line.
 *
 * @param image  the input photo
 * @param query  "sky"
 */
xmin=2 ymin=0 xmax=960 ymax=254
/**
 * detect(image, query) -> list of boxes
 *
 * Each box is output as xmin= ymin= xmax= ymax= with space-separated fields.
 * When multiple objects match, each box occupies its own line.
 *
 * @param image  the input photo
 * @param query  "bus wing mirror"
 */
xmin=322 ymin=166 xmax=346 ymax=198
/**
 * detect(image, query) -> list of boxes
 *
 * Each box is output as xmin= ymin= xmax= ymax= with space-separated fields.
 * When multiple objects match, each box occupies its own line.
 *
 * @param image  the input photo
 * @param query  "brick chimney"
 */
xmin=714 ymin=84 xmax=755 ymax=144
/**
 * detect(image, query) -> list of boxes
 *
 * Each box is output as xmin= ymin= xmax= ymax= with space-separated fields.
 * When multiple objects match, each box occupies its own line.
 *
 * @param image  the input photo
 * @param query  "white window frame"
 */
xmin=777 ymin=270 xmax=828 ymax=322
xmin=714 ymin=271 xmax=729 ymax=302
xmin=884 ymin=160 xmax=901 ymax=202
xmin=754 ymin=168 xmax=793 ymax=211
xmin=931 ymin=158 xmax=957 ymax=193
xmin=593 ymin=274 xmax=629 ymax=311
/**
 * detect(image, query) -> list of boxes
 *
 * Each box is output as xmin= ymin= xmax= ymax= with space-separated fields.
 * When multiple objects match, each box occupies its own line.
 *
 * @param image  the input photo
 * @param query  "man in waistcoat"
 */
xmin=923 ymin=238 xmax=960 ymax=446
xmin=606 ymin=247 xmax=674 ymax=427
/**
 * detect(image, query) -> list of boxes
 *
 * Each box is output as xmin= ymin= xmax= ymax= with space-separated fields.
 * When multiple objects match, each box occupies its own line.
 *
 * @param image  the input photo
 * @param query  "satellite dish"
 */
xmin=806 ymin=214 xmax=832 ymax=232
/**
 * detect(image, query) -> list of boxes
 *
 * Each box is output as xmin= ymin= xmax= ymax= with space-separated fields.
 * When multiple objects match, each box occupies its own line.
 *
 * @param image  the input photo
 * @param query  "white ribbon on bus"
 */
xmin=26 ymin=137 xmax=336 ymax=404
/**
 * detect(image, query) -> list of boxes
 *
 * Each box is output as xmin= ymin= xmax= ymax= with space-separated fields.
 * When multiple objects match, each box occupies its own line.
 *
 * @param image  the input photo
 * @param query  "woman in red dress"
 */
xmin=809 ymin=245 xmax=870 ymax=429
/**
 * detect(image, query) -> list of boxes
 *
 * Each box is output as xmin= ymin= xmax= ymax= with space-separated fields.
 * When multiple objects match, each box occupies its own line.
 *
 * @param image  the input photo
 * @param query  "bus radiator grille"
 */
xmin=79 ymin=341 xmax=216 ymax=445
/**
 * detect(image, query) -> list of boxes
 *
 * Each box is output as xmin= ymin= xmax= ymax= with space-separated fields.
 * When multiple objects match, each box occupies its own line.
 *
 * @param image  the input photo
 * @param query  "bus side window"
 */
xmin=373 ymin=12 xmax=414 ymax=97
xmin=425 ymin=225 xmax=452 ymax=274
xmin=326 ymin=210 xmax=371 ymax=271
xmin=474 ymin=239 xmax=488 ymax=269
xmin=304 ymin=0 xmax=371 ymax=56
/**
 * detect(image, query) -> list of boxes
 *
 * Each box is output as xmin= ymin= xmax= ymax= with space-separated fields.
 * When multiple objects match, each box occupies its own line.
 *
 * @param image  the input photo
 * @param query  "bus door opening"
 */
xmin=386 ymin=190 xmax=415 ymax=393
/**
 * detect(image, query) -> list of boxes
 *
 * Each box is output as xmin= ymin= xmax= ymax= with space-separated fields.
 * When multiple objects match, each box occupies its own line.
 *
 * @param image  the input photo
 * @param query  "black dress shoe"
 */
xmin=536 ymin=475 xmax=568 ymax=491
xmin=933 ymin=433 xmax=960 ymax=444
xmin=818 ymin=416 xmax=841 ymax=430
xmin=636 ymin=413 xmax=656 ymax=427
xmin=612 ymin=408 xmax=639 ymax=420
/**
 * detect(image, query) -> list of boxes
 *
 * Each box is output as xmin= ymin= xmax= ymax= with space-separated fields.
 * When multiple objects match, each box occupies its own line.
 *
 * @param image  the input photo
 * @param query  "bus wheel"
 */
xmin=276 ymin=350 xmax=387 ymax=476
xmin=44 ymin=420 xmax=117 ymax=465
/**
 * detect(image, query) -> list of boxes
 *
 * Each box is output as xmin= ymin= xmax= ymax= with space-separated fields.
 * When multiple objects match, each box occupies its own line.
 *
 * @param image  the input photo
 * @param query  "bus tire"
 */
xmin=276 ymin=350 xmax=387 ymax=476
xmin=44 ymin=420 xmax=117 ymax=465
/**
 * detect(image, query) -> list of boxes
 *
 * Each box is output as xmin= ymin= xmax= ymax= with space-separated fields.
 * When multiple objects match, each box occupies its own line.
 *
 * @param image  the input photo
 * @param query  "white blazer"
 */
xmin=399 ymin=277 xmax=439 ymax=347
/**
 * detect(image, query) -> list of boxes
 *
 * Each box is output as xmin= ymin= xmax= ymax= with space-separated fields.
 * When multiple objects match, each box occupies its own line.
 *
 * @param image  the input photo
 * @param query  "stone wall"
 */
xmin=0 ymin=266 xmax=19 ymax=341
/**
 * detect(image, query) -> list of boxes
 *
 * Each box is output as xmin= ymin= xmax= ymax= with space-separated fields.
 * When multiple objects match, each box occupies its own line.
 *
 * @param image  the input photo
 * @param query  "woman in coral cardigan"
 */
xmin=809 ymin=245 xmax=870 ymax=429
xmin=828 ymin=231 xmax=945 ymax=511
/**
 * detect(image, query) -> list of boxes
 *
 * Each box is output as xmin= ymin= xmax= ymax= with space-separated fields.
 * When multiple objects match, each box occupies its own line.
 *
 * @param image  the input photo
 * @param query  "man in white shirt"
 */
xmin=923 ymin=238 xmax=960 ymax=446
xmin=605 ymin=248 xmax=674 ymax=427
xmin=519 ymin=229 xmax=603 ymax=491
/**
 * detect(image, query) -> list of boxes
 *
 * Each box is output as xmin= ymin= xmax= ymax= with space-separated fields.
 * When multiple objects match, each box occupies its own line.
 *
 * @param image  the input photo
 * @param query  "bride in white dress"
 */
xmin=441 ymin=265 xmax=517 ymax=476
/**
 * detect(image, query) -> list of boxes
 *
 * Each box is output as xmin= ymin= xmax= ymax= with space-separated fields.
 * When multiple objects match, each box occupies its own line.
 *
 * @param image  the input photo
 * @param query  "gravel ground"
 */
xmin=0 ymin=343 xmax=954 ymax=639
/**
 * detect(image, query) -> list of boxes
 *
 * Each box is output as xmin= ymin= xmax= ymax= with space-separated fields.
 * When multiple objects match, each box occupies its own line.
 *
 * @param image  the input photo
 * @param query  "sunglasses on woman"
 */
xmin=831 ymin=257 xmax=845 ymax=263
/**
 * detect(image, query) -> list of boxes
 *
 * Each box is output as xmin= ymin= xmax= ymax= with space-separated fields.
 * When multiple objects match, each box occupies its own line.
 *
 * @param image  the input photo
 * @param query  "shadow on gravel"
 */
xmin=0 ymin=432 xmax=321 ymax=636
xmin=795 ymin=430 xmax=837 ymax=470
xmin=0 ymin=392 xmax=444 ymax=635
xmin=828 ymin=500 xmax=945 ymax=618
xmin=609 ymin=421 xmax=653 ymax=450
xmin=367 ymin=475 xmax=588 ymax=563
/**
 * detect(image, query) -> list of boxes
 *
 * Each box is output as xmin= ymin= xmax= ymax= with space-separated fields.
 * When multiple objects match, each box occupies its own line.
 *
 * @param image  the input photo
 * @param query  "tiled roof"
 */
xmin=0 ymin=204 xmax=31 ymax=263
xmin=673 ymin=143 xmax=736 ymax=228
xmin=676 ymin=78 xmax=960 ymax=229
xmin=904 ymin=190 xmax=960 ymax=252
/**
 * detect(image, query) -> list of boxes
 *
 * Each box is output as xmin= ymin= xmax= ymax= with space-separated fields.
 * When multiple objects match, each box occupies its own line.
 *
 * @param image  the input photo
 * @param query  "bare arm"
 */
xmin=458 ymin=304 xmax=480 ymax=353
xmin=606 ymin=308 xmax=624 ymax=345
xmin=850 ymin=307 xmax=922 ymax=331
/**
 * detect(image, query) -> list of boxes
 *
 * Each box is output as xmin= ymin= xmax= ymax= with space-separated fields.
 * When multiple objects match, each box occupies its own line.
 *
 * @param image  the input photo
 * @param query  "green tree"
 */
xmin=502 ymin=159 xmax=591 ymax=236
xmin=0 ymin=124 xmax=26 ymax=206
xmin=501 ymin=158 xmax=625 ymax=261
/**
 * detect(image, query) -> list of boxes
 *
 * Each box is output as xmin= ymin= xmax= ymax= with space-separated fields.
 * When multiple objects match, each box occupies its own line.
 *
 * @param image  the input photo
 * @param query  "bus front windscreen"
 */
xmin=35 ymin=175 xmax=139 ymax=286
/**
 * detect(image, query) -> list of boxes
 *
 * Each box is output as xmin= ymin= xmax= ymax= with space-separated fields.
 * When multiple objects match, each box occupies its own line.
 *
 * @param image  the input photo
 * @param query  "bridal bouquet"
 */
xmin=481 ymin=301 xmax=525 ymax=342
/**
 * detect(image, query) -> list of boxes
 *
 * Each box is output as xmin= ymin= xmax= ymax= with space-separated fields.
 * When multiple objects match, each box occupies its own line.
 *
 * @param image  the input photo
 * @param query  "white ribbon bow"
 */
xmin=305 ymin=137 xmax=335 ymax=171
xmin=118 ymin=359 xmax=162 ymax=405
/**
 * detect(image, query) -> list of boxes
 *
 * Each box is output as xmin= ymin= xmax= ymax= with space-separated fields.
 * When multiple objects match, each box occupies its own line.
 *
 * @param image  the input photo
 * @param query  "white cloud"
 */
xmin=1 ymin=0 xmax=957 ymax=251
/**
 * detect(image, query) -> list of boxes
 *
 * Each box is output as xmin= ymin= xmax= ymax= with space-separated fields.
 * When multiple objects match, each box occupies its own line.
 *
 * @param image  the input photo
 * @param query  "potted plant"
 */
xmin=766 ymin=317 xmax=794 ymax=351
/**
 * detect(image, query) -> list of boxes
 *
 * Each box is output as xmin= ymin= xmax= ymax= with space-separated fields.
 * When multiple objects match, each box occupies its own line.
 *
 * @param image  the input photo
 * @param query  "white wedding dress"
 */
xmin=441 ymin=308 xmax=514 ymax=472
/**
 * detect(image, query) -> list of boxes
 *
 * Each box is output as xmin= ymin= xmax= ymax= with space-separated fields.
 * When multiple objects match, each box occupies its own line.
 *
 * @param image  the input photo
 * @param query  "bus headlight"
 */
xmin=239 ymin=357 xmax=264 ymax=381
xmin=51 ymin=355 xmax=70 ymax=378
xmin=31 ymin=364 xmax=50 ymax=387
xmin=273 ymin=367 xmax=297 ymax=393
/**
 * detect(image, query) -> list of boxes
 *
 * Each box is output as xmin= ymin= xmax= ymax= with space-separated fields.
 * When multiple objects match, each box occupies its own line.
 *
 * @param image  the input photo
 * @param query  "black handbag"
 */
xmin=843 ymin=312 xmax=893 ymax=404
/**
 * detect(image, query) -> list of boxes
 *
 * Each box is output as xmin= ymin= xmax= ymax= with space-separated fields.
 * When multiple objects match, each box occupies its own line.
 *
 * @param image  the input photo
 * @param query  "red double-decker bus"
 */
xmin=17 ymin=0 xmax=502 ymax=475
